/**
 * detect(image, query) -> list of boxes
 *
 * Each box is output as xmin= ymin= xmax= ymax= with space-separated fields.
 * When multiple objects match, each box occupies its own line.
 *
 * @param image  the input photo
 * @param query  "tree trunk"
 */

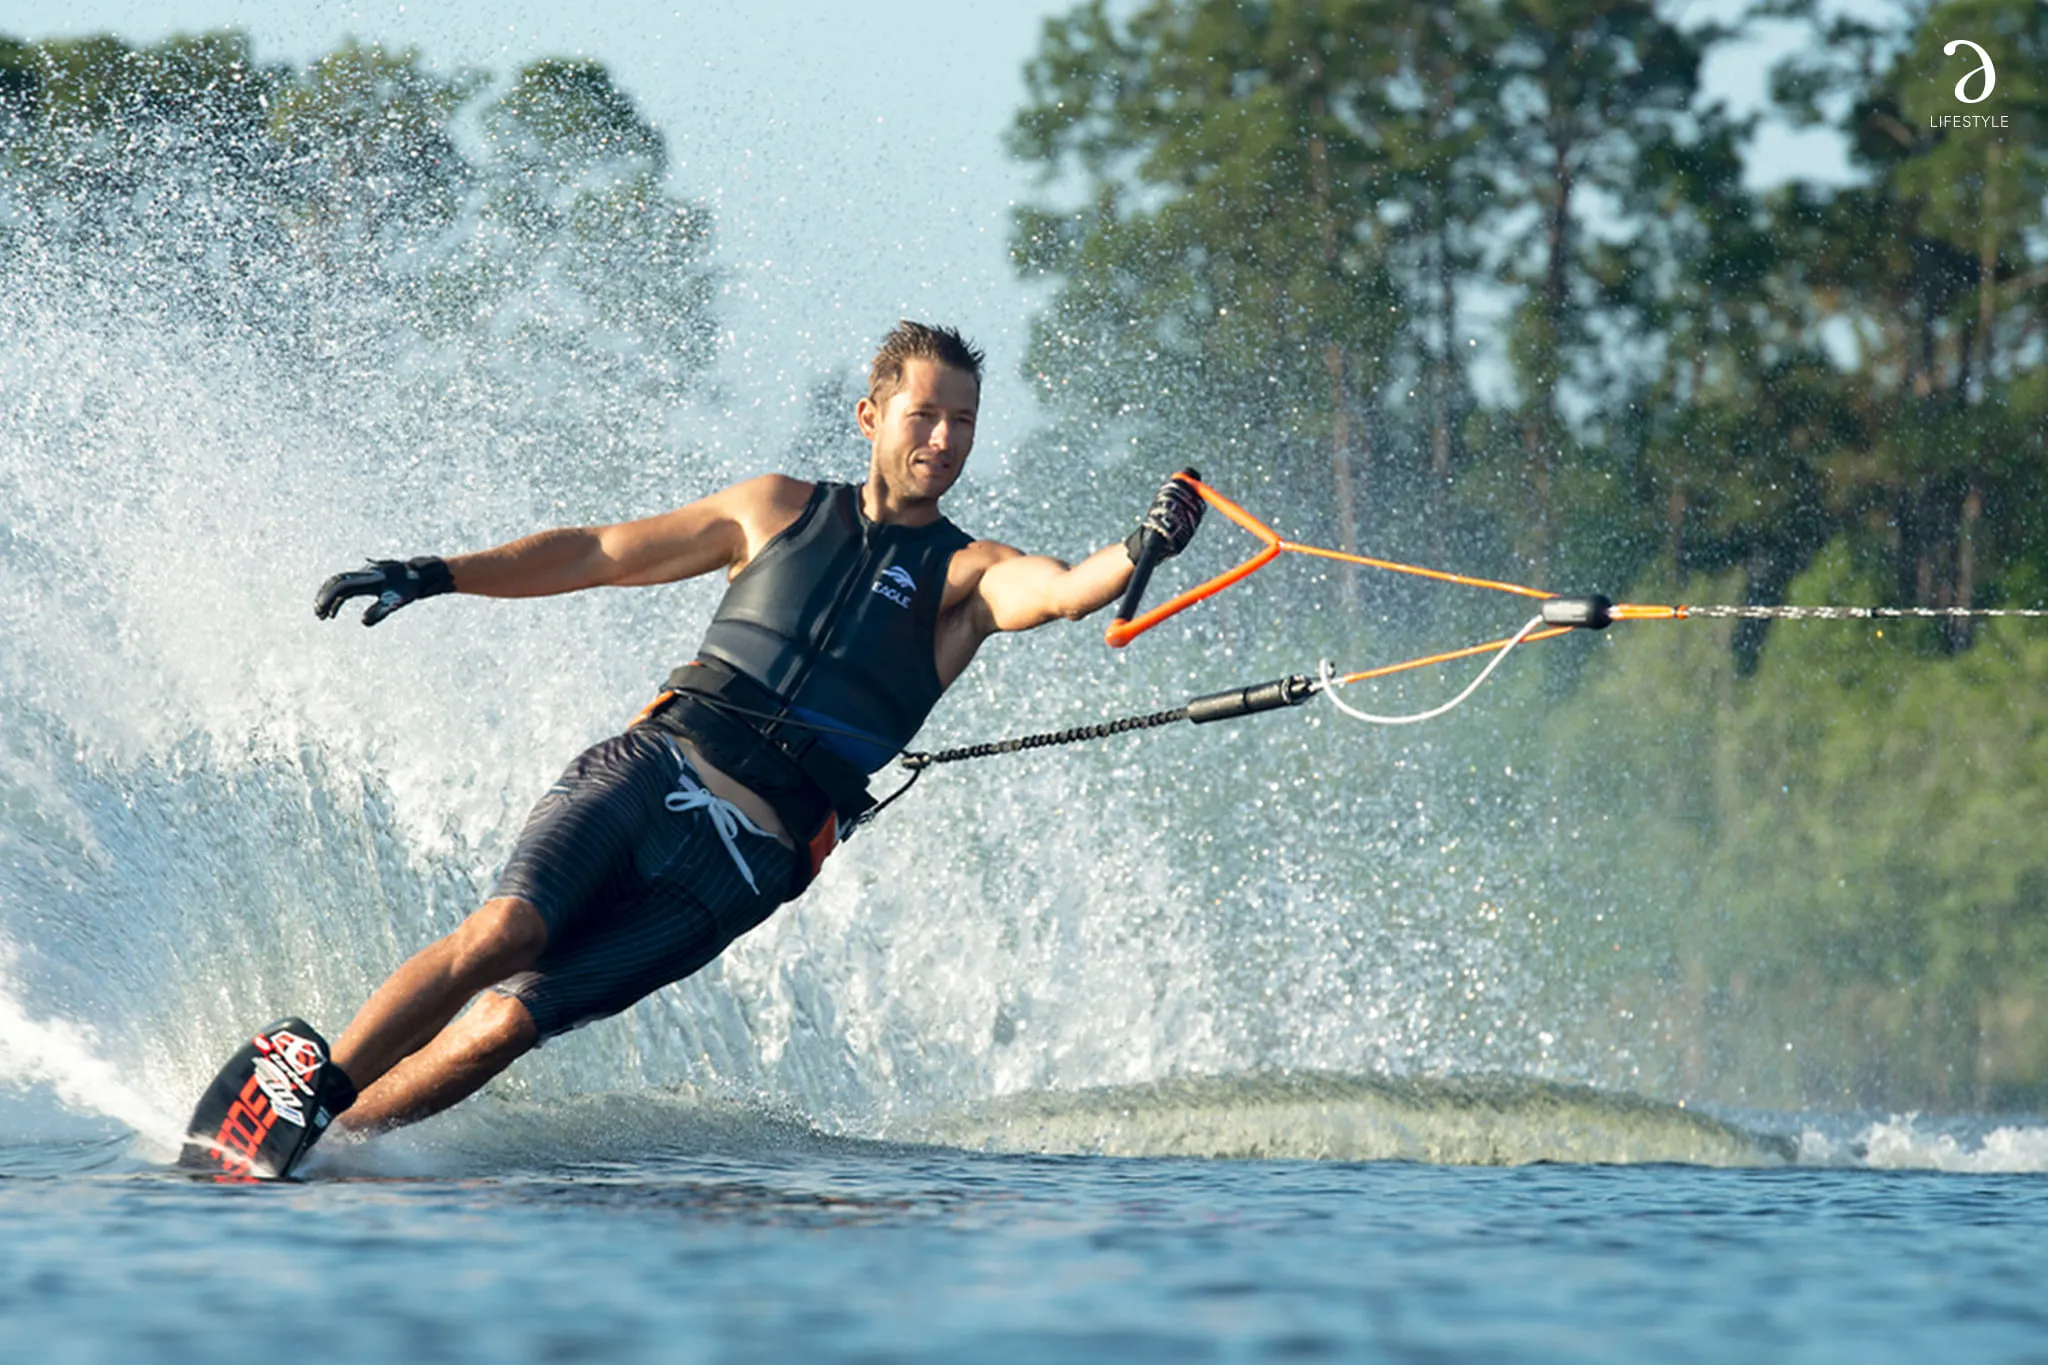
xmin=1432 ymin=197 xmax=1458 ymax=520
xmin=1666 ymin=484 xmax=1687 ymax=571
xmin=1977 ymin=140 xmax=2001 ymax=398
xmin=1306 ymin=73 xmax=1360 ymax=608
xmin=1432 ymin=212 xmax=1455 ymax=485
xmin=1948 ymin=480 xmax=1981 ymax=651
xmin=1326 ymin=341 xmax=1360 ymax=611
xmin=1523 ymin=129 xmax=1574 ymax=585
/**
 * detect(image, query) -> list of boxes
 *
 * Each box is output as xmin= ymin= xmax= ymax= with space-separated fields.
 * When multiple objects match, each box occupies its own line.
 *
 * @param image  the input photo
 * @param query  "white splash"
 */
xmin=1799 ymin=1114 xmax=2048 ymax=1174
xmin=0 ymin=952 xmax=182 ymax=1150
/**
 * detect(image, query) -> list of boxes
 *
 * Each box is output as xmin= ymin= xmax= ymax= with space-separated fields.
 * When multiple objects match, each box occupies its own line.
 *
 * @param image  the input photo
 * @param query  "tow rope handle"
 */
xmin=1107 ymin=474 xmax=1280 ymax=648
xmin=1109 ymin=467 xmax=1198 ymax=640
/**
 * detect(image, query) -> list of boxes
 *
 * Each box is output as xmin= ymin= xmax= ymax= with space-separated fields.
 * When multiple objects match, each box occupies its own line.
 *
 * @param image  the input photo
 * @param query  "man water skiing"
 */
xmin=181 ymin=322 xmax=1202 ymax=1176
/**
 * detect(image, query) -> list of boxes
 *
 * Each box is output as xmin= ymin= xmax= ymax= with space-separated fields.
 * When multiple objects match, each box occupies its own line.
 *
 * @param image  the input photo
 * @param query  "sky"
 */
xmin=0 ymin=0 xmax=1856 ymax=451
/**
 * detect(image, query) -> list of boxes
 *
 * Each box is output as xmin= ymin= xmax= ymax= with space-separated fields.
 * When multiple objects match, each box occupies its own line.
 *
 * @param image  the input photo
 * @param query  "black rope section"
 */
xmin=898 ymin=704 xmax=1194 ymax=770
xmin=849 ymin=703 xmax=1199 ymax=831
xmin=653 ymin=686 xmax=1259 ymax=832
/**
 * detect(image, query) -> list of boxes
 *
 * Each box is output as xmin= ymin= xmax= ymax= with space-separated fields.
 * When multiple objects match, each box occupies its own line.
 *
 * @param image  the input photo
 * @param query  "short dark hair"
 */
xmin=867 ymin=320 xmax=984 ymax=404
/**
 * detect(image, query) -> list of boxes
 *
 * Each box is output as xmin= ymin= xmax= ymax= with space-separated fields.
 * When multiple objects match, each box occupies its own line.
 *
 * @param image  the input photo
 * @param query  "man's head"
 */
xmin=865 ymin=320 xmax=983 ymax=408
xmin=857 ymin=321 xmax=983 ymax=513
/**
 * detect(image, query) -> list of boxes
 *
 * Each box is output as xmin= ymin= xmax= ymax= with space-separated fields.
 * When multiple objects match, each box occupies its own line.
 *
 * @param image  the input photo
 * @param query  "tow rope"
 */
xmin=889 ymin=474 xmax=2048 ymax=785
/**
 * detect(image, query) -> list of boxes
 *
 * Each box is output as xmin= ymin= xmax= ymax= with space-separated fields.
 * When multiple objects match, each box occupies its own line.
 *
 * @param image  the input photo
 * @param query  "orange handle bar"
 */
xmin=1104 ymin=479 xmax=1622 ymax=659
xmin=1105 ymin=479 xmax=1283 ymax=648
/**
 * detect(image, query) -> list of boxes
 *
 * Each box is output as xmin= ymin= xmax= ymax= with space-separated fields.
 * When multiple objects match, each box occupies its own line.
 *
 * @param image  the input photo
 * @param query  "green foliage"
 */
xmin=1759 ymin=0 xmax=2048 ymax=641
xmin=0 ymin=31 xmax=284 ymax=271
xmin=1010 ymin=0 xmax=2048 ymax=1106
xmin=1009 ymin=0 xmax=1414 ymax=559
xmin=265 ymin=39 xmax=479 ymax=253
xmin=1541 ymin=547 xmax=2048 ymax=1107
xmin=466 ymin=59 xmax=716 ymax=394
xmin=0 ymin=30 xmax=719 ymax=501
xmin=1009 ymin=0 xmax=1743 ymax=592
xmin=490 ymin=58 xmax=664 ymax=176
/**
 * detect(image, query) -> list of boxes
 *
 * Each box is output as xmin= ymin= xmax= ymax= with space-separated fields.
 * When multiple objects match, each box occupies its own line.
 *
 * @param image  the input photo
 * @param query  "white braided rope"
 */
xmin=1686 ymin=605 xmax=2048 ymax=620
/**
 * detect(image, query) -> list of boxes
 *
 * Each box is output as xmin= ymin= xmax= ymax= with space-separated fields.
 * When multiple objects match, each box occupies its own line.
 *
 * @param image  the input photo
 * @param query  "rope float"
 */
xmin=891 ymin=474 xmax=2048 ymax=780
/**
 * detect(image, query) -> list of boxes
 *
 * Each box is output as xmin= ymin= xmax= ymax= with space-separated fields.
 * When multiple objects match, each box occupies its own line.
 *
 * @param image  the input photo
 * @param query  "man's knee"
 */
xmin=444 ymin=897 xmax=547 ymax=982
xmin=465 ymin=989 xmax=540 ymax=1060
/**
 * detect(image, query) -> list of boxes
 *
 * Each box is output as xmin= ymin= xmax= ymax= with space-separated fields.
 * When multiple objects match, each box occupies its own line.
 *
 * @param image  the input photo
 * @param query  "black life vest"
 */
xmin=640 ymin=481 xmax=973 ymax=889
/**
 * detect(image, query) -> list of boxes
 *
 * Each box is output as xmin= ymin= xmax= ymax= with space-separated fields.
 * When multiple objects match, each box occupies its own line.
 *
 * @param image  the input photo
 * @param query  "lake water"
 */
xmin=5 ymin=1086 xmax=2048 ymax=1363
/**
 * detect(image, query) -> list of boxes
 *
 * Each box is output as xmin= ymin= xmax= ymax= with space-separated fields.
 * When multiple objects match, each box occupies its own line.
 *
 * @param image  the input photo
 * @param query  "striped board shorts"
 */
xmin=487 ymin=725 xmax=799 ymax=1040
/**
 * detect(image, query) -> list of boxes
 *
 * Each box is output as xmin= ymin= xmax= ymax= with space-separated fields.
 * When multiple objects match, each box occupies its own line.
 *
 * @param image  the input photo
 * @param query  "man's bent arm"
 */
xmin=975 ymin=542 xmax=1135 ymax=633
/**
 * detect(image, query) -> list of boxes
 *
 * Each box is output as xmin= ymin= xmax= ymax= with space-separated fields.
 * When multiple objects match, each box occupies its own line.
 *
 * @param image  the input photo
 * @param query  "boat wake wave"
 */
xmin=321 ymin=1077 xmax=2048 ymax=1175
xmin=898 ymin=1071 xmax=1798 ymax=1167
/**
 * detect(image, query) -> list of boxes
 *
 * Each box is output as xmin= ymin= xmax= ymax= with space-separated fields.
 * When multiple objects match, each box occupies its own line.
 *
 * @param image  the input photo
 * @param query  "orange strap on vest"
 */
xmin=631 ymin=690 xmax=677 ymax=727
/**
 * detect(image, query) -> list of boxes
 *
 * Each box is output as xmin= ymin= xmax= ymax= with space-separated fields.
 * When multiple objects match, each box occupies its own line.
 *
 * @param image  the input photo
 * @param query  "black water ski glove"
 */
xmin=314 ymin=556 xmax=454 ymax=626
xmin=1125 ymin=468 xmax=1205 ymax=563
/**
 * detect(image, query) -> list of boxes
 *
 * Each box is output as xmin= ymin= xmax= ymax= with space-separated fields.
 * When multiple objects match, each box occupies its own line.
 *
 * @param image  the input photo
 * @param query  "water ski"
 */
xmin=176 ymin=1018 xmax=357 ymax=1182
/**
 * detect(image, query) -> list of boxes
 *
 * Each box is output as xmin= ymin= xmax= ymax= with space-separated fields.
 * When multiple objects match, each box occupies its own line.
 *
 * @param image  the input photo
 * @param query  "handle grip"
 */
xmin=1114 ymin=528 xmax=1171 ymax=629
xmin=1108 ymin=467 xmax=1202 ymax=645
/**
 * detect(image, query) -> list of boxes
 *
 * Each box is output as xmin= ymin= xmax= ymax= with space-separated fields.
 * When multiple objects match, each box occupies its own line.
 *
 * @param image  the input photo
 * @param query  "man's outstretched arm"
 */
xmin=436 ymin=495 xmax=750 ymax=598
xmin=315 ymin=475 xmax=806 ymax=625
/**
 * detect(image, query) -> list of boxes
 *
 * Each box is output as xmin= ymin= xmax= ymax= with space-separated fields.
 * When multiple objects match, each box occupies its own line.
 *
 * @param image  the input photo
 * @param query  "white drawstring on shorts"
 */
xmin=659 ymin=738 xmax=772 ymax=894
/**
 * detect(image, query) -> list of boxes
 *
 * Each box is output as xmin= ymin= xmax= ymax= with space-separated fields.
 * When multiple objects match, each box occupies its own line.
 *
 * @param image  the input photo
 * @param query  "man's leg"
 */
xmin=338 ymin=990 xmax=538 ymax=1134
xmin=316 ymin=731 xmax=792 ymax=1141
xmin=312 ymin=731 xmax=690 ymax=1144
xmin=330 ymin=896 xmax=547 ymax=1099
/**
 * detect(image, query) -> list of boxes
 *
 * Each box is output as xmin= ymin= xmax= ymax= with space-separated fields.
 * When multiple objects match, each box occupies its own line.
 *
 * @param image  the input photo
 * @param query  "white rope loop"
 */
xmin=1317 ymin=615 xmax=1547 ymax=726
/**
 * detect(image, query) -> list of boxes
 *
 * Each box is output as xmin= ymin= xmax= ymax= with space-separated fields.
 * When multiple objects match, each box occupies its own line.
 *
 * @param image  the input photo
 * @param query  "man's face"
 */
xmin=857 ymin=357 xmax=979 ymax=504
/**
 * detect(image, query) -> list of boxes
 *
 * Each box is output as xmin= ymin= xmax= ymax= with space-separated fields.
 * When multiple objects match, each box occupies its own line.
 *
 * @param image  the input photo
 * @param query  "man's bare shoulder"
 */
xmin=716 ymin=473 xmax=816 ymax=568
xmin=720 ymin=472 xmax=814 ymax=512
xmin=953 ymin=537 xmax=1025 ymax=568
xmin=942 ymin=538 xmax=1021 ymax=598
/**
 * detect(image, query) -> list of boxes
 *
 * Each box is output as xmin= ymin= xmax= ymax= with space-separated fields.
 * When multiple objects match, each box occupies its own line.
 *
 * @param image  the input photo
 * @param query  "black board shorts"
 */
xmin=487 ymin=726 xmax=798 ymax=1040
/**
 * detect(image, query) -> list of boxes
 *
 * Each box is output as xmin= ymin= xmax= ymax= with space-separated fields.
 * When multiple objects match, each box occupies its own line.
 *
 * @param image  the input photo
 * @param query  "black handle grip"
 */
xmin=1113 ymin=467 xmax=1203 ymax=627
xmin=1539 ymin=595 xmax=1614 ymax=630
xmin=1115 ymin=528 xmax=1170 ymax=626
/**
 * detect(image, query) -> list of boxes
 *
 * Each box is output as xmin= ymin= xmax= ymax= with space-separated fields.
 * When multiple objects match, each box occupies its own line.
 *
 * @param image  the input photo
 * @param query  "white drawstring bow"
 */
xmin=659 ymin=738 xmax=772 ymax=893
